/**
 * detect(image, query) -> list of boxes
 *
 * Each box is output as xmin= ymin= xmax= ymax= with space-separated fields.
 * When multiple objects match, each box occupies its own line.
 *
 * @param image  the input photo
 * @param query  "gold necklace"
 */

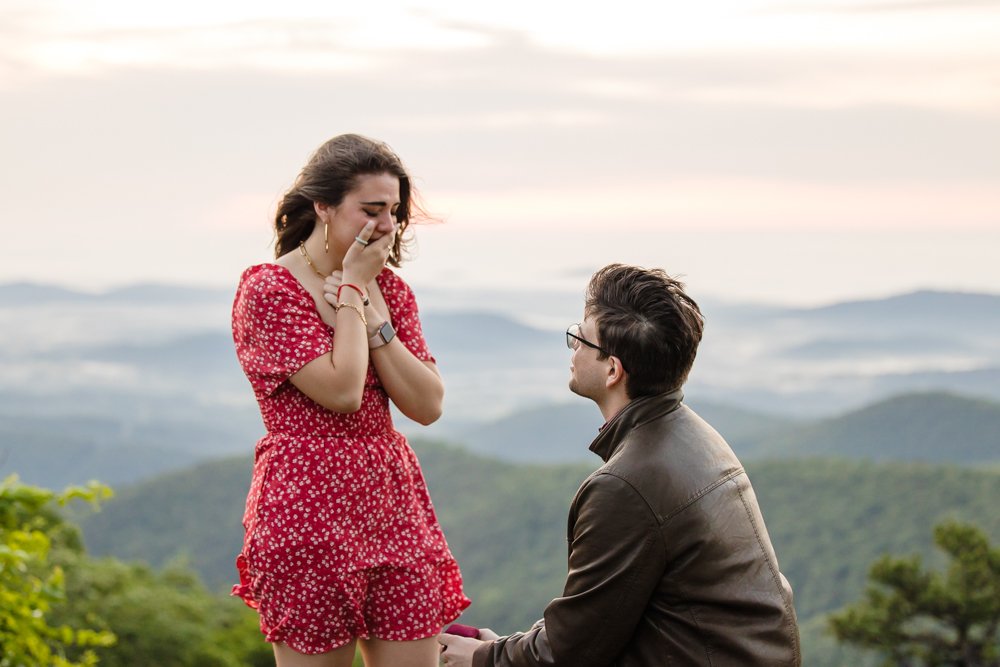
xmin=299 ymin=242 xmax=326 ymax=279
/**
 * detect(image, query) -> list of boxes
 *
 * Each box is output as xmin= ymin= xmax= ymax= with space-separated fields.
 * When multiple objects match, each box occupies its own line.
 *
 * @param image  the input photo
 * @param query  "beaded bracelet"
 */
xmin=334 ymin=302 xmax=367 ymax=327
xmin=337 ymin=283 xmax=370 ymax=306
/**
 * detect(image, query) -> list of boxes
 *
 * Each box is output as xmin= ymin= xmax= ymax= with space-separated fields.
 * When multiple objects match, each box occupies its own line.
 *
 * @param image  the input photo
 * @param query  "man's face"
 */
xmin=568 ymin=315 xmax=608 ymax=401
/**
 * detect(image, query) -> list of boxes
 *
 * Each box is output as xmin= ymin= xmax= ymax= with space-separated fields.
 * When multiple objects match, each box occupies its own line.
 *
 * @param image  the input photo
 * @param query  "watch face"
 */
xmin=379 ymin=321 xmax=396 ymax=343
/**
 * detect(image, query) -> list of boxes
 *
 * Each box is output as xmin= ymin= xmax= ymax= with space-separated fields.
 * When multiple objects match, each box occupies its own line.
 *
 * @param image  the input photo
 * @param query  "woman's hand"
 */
xmin=341 ymin=220 xmax=393 ymax=286
xmin=323 ymin=271 xmax=391 ymax=337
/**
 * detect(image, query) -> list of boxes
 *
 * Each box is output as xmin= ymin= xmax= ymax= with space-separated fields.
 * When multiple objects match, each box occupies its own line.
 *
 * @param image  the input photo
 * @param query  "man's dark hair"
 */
xmin=586 ymin=263 xmax=704 ymax=398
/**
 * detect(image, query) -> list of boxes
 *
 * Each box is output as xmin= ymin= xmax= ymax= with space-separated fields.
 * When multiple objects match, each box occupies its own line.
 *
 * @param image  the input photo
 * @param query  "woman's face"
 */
xmin=323 ymin=172 xmax=401 ymax=259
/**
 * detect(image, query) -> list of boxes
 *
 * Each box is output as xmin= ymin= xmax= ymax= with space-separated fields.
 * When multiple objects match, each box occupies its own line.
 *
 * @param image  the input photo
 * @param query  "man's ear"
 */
xmin=606 ymin=357 xmax=626 ymax=390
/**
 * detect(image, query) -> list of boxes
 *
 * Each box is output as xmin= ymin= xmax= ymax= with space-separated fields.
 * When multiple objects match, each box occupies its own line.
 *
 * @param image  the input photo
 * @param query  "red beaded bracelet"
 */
xmin=337 ymin=283 xmax=369 ymax=306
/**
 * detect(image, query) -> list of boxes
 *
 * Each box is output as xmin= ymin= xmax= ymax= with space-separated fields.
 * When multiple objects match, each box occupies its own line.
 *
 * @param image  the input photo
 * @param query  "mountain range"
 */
xmin=6 ymin=389 xmax=998 ymax=490
xmin=76 ymin=441 xmax=1000 ymax=667
xmin=3 ymin=282 xmax=998 ymax=666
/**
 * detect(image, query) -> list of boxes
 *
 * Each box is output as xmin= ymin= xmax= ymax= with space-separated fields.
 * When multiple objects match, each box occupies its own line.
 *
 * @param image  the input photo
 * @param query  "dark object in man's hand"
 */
xmin=443 ymin=623 xmax=481 ymax=639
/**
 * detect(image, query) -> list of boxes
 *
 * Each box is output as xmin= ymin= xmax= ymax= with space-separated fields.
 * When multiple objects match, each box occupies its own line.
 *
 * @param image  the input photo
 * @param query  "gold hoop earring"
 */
xmin=324 ymin=219 xmax=329 ymax=253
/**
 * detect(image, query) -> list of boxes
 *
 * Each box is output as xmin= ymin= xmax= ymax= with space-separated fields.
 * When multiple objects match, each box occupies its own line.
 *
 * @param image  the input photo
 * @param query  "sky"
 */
xmin=1 ymin=0 xmax=998 ymax=305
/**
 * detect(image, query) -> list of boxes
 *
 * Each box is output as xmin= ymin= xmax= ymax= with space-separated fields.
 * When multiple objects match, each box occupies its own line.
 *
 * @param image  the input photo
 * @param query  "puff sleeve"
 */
xmin=232 ymin=264 xmax=333 ymax=398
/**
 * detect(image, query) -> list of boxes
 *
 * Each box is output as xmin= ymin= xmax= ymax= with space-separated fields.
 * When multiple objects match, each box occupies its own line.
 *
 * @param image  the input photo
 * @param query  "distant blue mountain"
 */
xmin=797 ymin=290 xmax=1000 ymax=329
xmin=0 ymin=282 xmax=93 ymax=305
xmin=4 ymin=281 xmax=999 ymax=428
xmin=5 ymin=281 xmax=998 ymax=317
xmin=102 ymin=283 xmax=232 ymax=304
xmin=67 ymin=332 xmax=243 ymax=375
xmin=0 ymin=281 xmax=231 ymax=306
xmin=421 ymin=311 xmax=554 ymax=350
xmin=875 ymin=367 xmax=1000 ymax=399
xmin=454 ymin=398 xmax=798 ymax=463
xmin=0 ymin=410 xmax=260 ymax=489
xmin=780 ymin=335 xmax=970 ymax=359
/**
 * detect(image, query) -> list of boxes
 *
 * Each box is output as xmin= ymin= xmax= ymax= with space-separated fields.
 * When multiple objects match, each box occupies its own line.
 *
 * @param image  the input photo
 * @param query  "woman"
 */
xmin=231 ymin=134 xmax=469 ymax=667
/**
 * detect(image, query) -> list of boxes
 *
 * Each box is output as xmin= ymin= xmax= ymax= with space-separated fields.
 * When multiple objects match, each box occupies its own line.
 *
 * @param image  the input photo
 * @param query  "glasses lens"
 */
xmin=566 ymin=324 xmax=579 ymax=350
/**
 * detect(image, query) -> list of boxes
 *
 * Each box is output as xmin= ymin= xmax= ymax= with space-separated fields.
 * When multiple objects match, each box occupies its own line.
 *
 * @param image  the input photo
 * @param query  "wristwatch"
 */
xmin=368 ymin=320 xmax=396 ymax=349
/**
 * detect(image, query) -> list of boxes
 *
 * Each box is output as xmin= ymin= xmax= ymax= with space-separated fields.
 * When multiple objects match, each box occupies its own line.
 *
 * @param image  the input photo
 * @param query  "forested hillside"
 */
xmin=80 ymin=440 xmax=1000 ymax=667
xmin=16 ymin=391 xmax=995 ymax=493
xmin=0 ymin=407 xmax=259 ymax=488
xmin=753 ymin=392 xmax=1000 ymax=463
xmin=459 ymin=391 xmax=1000 ymax=464
xmin=453 ymin=398 xmax=797 ymax=462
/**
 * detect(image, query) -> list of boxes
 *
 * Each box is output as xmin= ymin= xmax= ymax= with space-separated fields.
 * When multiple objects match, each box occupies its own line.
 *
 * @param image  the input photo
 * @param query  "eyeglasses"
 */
xmin=566 ymin=323 xmax=612 ymax=356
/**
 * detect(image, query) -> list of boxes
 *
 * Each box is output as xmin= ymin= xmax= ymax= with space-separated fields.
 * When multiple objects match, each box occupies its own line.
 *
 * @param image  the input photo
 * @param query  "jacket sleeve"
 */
xmin=474 ymin=473 xmax=666 ymax=667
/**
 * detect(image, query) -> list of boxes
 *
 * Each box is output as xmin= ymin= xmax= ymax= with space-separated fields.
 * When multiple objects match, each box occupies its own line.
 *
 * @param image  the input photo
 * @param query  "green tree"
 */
xmin=0 ymin=475 xmax=115 ymax=667
xmin=829 ymin=520 xmax=1000 ymax=666
xmin=47 ymin=554 xmax=273 ymax=667
xmin=1 ymin=474 xmax=273 ymax=667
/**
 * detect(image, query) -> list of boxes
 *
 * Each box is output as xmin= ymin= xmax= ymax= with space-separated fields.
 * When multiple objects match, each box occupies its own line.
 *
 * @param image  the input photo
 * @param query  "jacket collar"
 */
xmin=589 ymin=389 xmax=685 ymax=462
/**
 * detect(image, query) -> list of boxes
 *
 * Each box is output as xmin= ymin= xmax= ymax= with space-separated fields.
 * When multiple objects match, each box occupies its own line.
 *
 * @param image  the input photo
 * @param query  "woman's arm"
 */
xmin=323 ymin=270 xmax=444 ymax=424
xmin=370 ymin=344 xmax=443 ymax=425
xmin=288 ymin=283 xmax=369 ymax=413
xmin=288 ymin=221 xmax=389 ymax=412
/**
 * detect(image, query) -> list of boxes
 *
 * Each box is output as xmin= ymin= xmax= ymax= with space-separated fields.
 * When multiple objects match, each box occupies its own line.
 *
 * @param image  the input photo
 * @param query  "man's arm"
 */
xmin=475 ymin=473 xmax=666 ymax=667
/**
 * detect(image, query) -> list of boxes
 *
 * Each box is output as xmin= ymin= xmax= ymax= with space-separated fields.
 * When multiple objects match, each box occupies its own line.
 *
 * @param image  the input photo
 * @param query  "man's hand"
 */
xmin=438 ymin=628 xmax=499 ymax=666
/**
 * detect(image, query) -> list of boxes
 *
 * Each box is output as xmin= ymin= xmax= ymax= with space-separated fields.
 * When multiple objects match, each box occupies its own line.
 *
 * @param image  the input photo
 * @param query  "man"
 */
xmin=438 ymin=264 xmax=801 ymax=667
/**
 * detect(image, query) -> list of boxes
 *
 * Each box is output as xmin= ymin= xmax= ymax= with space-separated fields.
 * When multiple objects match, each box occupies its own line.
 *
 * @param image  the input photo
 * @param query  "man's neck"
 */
xmin=598 ymin=392 xmax=631 ymax=423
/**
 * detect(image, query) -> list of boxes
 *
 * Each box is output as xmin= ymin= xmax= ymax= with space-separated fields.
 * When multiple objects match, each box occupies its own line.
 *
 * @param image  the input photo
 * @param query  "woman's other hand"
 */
xmin=324 ymin=270 xmax=391 ymax=337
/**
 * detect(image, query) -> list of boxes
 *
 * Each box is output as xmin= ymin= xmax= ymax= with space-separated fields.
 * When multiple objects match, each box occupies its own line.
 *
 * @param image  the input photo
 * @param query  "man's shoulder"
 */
xmin=599 ymin=405 xmax=745 ymax=518
xmin=609 ymin=403 xmax=736 ymax=465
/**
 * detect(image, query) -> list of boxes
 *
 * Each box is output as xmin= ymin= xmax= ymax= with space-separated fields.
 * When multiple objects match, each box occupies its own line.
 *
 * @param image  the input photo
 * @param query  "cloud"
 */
xmin=0 ymin=14 xmax=997 ymax=292
xmin=805 ymin=0 xmax=1000 ymax=13
xmin=2 ymin=39 xmax=998 ymax=202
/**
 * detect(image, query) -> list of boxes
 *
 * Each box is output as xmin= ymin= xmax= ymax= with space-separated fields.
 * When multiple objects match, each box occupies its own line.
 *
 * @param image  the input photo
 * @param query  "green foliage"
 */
xmin=1 ymin=475 xmax=273 ymax=667
xmin=0 ymin=475 xmax=115 ymax=667
xmin=797 ymin=614 xmax=878 ymax=667
xmin=46 ymin=554 xmax=272 ymax=667
xmin=76 ymin=457 xmax=250 ymax=592
xmin=747 ymin=460 xmax=1000 ymax=622
xmin=829 ymin=521 xmax=1000 ymax=666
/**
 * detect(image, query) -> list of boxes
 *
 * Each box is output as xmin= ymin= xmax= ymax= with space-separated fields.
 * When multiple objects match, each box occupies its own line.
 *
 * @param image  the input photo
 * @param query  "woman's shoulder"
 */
xmin=238 ymin=263 xmax=298 ymax=293
xmin=234 ymin=263 xmax=309 ymax=312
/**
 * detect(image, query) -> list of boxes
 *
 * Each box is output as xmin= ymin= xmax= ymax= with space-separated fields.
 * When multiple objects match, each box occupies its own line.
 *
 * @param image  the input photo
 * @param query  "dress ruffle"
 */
xmin=233 ymin=554 xmax=470 ymax=654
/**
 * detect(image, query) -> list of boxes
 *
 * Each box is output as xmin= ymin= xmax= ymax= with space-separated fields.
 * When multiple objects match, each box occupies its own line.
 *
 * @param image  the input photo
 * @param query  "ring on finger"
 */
xmin=354 ymin=235 xmax=369 ymax=246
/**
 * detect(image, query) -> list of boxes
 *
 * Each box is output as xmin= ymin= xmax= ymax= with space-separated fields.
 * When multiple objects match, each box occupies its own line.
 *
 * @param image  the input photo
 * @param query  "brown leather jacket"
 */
xmin=473 ymin=391 xmax=801 ymax=667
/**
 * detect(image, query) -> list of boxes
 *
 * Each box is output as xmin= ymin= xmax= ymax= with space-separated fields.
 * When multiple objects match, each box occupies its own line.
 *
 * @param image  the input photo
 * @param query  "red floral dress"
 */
xmin=230 ymin=263 xmax=469 ymax=654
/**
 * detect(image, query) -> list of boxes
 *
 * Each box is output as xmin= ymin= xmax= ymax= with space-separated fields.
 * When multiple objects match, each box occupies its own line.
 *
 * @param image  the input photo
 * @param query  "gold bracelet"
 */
xmin=334 ymin=302 xmax=367 ymax=327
